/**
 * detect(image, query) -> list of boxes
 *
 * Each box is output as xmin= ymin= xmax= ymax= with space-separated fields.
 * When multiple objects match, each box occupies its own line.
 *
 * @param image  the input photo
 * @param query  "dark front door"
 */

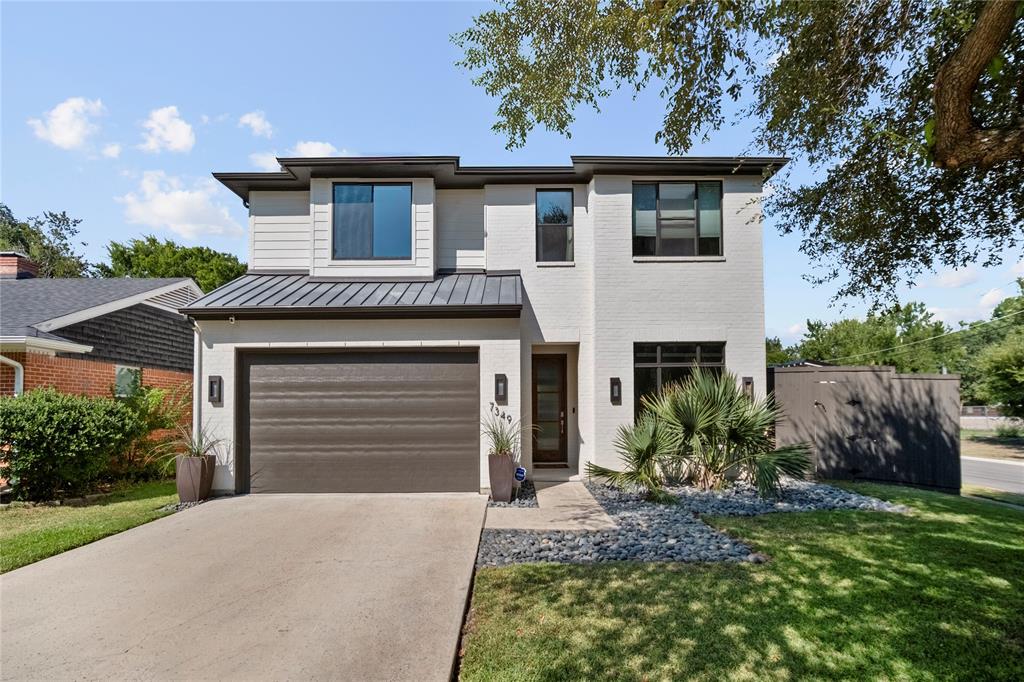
xmin=532 ymin=354 xmax=567 ymax=464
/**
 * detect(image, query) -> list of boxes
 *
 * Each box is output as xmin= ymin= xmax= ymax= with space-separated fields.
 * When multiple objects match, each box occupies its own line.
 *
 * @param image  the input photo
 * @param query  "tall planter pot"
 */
xmin=488 ymin=453 xmax=515 ymax=503
xmin=176 ymin=455 xmax=216 ymax=503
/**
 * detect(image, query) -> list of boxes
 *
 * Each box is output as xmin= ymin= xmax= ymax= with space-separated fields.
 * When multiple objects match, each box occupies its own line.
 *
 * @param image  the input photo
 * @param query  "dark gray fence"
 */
xmin=769 ymin=366 xmax=961 ymax=493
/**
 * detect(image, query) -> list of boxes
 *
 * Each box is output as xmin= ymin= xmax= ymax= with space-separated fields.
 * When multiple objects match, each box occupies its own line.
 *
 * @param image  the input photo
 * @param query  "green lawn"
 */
xmin=0 ymin=481 xmax=177 ymax=573
xmin=460 ymin=483 xmax=1024 ymax=681
xmin=962 ymin=484 xmax=1024 ymax=507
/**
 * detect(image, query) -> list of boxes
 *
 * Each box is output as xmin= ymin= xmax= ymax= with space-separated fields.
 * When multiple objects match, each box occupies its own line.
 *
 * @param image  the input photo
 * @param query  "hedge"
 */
xmin=0 ymin=388 xmax=140 ymax=501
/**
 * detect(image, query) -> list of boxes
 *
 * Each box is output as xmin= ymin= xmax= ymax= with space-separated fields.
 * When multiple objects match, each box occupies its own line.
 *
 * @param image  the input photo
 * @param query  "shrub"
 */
xmin=109 ymin=380 xmax=190 ymax=481
xmin=0 ymin=388 xmax=139 ymax=500
xmin=994 ymin=423 xmax=1023 ymax=439
xmin=588 ymin=366 xmax=812 ymax=499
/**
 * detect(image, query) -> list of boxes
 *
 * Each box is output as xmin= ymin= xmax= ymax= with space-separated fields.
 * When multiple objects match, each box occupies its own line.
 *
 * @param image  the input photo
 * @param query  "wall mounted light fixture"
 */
xmin=208 ymin=375 xmax=223 ymax=404
xmin=495 ymin=374 xmax=508 ymax=404
xmin=610 ymin=377 xmax=622 ymax=405
xmin=742 ymin=376 xmax=754 ymax=398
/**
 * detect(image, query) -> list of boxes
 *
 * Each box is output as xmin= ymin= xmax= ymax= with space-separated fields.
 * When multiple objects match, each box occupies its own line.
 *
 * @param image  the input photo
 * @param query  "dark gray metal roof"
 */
xmin=214 ymin=155 xmax=789 ymax=201
xmin=1 ymin=277 xmax=194 ymax=339
xmin=181 ymin=272 xmax=523 ymax=319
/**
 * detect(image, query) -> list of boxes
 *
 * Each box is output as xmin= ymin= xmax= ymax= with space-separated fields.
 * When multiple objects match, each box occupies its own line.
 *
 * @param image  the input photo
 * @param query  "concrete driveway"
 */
xmin=1 ymin=494 xmax=486 ymax=681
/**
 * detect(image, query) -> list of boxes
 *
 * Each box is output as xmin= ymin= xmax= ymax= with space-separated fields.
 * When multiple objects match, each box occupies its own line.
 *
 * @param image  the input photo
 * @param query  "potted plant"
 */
xmin=171 ymin=425 xmax=220 ymax=503
xmin=482 ymin=414 xmax=523 ymax=503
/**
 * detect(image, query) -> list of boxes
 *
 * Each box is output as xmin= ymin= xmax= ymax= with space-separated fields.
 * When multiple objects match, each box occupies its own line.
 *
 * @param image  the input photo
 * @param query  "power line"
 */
xmin=822 ymin=307 xmax=1024 ymax=363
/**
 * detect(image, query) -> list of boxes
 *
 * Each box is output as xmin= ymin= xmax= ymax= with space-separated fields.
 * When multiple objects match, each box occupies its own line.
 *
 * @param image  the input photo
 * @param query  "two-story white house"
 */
xmin=182 ymin=155 xmax=785 ymax=495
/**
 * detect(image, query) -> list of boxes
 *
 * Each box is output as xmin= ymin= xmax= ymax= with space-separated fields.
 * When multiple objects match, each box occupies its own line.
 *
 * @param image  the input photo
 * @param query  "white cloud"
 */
xmin=238 ymin=110 xmax=273 ymax=138
xmin=786 ymin=322 xmax=806 ymax=336
xmin=117 ymin=170 xmax=243 ymax=239
xmin=139 ymin=106 xmax=195 ymax=153
xmin=1011 ymin=260 xmax=1024 ymax=277
xmin=249 ymin=152 xmax=281 ymax=171
xmin=101 ymin=143 xmax=121 ymax=159
xmin=27 ymin=97 xmax=105 ymax=150
xmin=979 ymin=287 xmax=1006 ymax=308
xmin=290 ymin=140 xmax=348 ymax=157
xmin=930 ymin=266 xmax=980 ymax=289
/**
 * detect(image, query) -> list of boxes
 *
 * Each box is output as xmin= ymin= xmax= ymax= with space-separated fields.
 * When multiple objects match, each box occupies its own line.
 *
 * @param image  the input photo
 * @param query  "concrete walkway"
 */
xmin=962 ymin=456 xmax=1024 ymax=494
xmin=485 ymin=481 xmax=617 ymax=530
xmin=1 ymin=494 xmax=486 ymax=681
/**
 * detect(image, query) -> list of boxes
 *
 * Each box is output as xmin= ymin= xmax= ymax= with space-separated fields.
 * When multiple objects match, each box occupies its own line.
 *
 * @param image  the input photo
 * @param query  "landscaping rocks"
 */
xmin=158 ymin=500 xmax=203 ymax=513
xmin=487 ymin=479 xmax=538 ymax=508
xmin=477 ymin=478 xmax=906 ymax=567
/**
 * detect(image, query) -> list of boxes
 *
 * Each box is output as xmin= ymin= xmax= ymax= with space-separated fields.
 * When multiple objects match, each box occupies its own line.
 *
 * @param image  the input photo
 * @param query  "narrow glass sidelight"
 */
xmin=535 ymin=189 xmax=574 ymax=262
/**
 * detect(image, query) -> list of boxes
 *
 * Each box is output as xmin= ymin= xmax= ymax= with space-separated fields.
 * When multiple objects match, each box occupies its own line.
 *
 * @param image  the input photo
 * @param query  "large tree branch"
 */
xmin=933 ymin=0 xmax=1024 ymax=169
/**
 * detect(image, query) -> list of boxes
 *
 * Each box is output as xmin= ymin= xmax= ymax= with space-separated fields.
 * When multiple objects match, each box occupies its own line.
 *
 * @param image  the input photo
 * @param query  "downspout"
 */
xmin=192 ymin=322 xmax=202 ymax=435
xmin=0 ymin=354 xmax=24 ymax=396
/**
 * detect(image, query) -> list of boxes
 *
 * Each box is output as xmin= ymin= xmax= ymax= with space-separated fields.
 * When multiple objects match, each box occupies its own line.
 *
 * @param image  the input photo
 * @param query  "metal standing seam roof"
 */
xmin=180 ymin=272 xmax=523 ymax=319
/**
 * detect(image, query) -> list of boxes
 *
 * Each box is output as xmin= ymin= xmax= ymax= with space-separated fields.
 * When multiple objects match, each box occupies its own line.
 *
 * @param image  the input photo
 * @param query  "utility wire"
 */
xmin=822 ymin=307 xmax=1024 ymax=363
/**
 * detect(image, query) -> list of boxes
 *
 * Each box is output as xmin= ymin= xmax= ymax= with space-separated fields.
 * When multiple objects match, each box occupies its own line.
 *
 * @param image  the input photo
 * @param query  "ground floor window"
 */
xmin=633 ymin=342 xmax=725 ymax=411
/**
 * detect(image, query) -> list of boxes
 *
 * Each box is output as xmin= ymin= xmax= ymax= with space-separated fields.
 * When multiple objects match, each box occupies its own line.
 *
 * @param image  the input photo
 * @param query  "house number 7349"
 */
xmin=488 ymin=402 xmax=513 ymax=424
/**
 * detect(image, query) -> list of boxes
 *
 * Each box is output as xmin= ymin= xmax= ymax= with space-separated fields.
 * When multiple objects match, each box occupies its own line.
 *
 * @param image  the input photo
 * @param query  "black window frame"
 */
xmin=331 ymin=181 xmax=414 ymax=261
xmin=633 ymin=342 xmax=726 ymax=412
xmin=535 ymin=188 xmax=575 ymax=263
xmin=631 ymin=181 xmax=723 ymax=257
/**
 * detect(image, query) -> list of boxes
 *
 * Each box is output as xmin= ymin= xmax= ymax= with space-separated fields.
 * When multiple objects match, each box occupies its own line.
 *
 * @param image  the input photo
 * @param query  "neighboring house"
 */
xmin=182 ymin=155 xmax=784 ymax=495
xmin=0 ymin=252 xmax=201 ymax=398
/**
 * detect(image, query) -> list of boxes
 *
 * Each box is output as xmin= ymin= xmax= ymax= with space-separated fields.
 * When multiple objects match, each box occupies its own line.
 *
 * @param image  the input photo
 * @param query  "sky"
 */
xmin=3 ymin=1 xmax=1022 ymax=344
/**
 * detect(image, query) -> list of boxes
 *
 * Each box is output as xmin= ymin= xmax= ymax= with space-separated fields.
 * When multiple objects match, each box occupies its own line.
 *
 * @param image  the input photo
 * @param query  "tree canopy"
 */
xmin=93 ymin=236 xmax=247 ymax=292
xmin=455 ymin=0 xmax=1024 ymax=302
xmin=0 ymin=203 xmax=91 ymax=278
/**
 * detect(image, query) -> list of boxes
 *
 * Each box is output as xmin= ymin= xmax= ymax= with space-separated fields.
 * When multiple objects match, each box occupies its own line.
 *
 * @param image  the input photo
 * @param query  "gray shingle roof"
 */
xmin=0 ymin=277 xmax=193 ymax=339
xmin=181 ymin=272 xmax=522 ymax=319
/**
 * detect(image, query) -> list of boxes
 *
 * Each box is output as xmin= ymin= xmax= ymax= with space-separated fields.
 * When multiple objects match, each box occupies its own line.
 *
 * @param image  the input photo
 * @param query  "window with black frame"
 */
xmin=632 ymin=181 xmax=722 ymax=257
xmin=536 ymin=189 xmax=574 ymax=262
xmin=633 ymin=342 xmax=726 ymax=411
xmin=332 ymin=183 xmax=412 ymax=260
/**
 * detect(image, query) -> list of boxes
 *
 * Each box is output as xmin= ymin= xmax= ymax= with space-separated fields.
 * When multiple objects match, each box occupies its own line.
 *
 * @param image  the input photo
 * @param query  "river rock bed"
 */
xmin=477 ymin=478 xmax=904 ymax=567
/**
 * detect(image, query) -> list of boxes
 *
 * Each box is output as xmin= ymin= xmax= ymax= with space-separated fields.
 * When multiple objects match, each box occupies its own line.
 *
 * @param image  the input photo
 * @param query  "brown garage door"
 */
xmin=239 ymin=349 xmax=480 ymax=493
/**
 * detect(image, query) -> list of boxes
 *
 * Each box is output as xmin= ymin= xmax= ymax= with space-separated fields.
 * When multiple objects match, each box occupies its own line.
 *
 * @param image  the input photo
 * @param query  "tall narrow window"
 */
xmin=332 ymin=183 xmax=412 ymax=260
xmin=536 ymin=189 xmax=574 ymax=262
xmin=632 ymin=182 xmax=722 ymax=257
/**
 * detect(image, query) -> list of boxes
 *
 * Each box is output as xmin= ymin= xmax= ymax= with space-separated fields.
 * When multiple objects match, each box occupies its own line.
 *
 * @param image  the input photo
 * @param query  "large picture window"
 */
xmin=536 ymin=189 xmax=574 ymax=262
xmin=633 ymin=342 xmax=726 ymax=410
xmin=332 ymin=183 xmax=412 ymax=260
xmin=632 ymin=182 xmax=722 ymax=257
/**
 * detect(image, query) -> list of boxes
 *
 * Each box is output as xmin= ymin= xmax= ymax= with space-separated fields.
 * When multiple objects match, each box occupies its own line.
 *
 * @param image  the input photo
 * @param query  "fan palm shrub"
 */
xmin=588 ymin=366 xmax=812 ymax=499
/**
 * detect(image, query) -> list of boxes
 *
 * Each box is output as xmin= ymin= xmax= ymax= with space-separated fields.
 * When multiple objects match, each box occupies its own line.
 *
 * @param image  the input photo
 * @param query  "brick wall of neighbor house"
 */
xmin=55 ymin=304 xmax=194 ymax=372
xmin=0 ymin=352 xmax=192 ymax=398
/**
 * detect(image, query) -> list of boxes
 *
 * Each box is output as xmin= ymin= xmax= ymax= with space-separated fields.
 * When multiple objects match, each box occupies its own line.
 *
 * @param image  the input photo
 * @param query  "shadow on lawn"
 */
xmin=465 ymin=488 xmax=1024 ymax=681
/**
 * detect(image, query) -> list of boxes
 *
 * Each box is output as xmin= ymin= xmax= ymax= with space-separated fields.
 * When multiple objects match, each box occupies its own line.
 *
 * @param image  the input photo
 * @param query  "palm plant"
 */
xmin=586 ymin=412 xmax=675 ymax=502
xmin=645 ymin=366 xmax=811 ymax=497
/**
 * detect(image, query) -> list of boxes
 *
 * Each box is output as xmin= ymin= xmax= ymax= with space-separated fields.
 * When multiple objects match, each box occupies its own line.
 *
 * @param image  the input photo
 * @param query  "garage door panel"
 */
xmin=241 ymin=350 xmax=480 ymax=493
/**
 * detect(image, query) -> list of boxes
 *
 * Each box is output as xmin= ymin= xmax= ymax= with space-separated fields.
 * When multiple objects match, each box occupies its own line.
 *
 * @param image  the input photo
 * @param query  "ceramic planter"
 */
xmin=488 ymin=453 xmax=515 ymax=503
xmin=176 ymin=454 xmax=216 ymax=502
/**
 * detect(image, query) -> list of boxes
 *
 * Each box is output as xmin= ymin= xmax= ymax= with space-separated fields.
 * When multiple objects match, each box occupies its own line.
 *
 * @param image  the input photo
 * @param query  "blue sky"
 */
xmin=3 ymin=1 xmax=1021 ymax=343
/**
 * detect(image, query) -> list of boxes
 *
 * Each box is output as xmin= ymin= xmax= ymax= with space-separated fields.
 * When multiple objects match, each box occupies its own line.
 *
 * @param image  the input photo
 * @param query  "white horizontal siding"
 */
xmin=249 ymin=191 xmax=311 ymax=271
xmin=435 ymin=189 xmax=485 ymax=271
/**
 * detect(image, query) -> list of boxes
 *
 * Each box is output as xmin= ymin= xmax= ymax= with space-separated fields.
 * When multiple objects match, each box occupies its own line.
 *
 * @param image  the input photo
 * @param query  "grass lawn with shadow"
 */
xmin=459 ymin=483 xmax=1024 ymax=681
xmin=0 ymin=481 xmax=177 ymax=573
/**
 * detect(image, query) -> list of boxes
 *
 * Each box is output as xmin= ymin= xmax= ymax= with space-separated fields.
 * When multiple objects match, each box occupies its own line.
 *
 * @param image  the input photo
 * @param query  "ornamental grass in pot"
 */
xmin=482 ymin=414 xmax=523 ymax=503
xmin=171 ymin=425 xmax=220 ymax=503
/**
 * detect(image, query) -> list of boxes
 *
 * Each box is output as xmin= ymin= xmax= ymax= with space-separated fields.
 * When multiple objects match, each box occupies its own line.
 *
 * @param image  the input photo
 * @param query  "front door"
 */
xmin=532 ymin=354 xmax=567 ymax=465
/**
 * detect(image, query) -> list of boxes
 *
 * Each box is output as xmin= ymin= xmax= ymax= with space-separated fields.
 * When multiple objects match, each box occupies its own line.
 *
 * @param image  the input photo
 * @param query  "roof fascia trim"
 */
xmin=34 ymin=279 xmax=203 ymax=332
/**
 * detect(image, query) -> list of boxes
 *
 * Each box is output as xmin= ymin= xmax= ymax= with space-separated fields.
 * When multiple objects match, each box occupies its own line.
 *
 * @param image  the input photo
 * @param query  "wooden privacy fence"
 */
xmin=768 ymin=366 xmax=961 ymax=493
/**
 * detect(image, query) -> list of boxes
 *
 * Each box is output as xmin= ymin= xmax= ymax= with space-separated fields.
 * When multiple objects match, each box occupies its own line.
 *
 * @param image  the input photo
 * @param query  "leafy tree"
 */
xmin=0 ymin=203 xmax=91 ymax=277
xmin=94 ymin=236 xmax=247 ymax=292
xmin=958 ymin=279 xmax=1024 ymax=402
xmin=455 ymin=0 xmax=1024 ymax=301
xmin=974 ymin=328 xmax=1024 ymax=418
xmin=766 ymin=336 xmax=796 ymax=366
xmin=794 ymin=302 xmax=963 ymax=373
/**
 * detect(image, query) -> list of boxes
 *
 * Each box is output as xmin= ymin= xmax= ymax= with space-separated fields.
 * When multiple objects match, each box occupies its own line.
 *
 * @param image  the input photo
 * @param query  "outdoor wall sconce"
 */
xmin=742 ymin=376 xmax=754 ymax=398
xmin=610 ymin=377 xmax=622 ymax=405
xmin=494 ymin=374 xmax=508 ymax=405
xmin=208 ymin=375 xmax=223 ymax=404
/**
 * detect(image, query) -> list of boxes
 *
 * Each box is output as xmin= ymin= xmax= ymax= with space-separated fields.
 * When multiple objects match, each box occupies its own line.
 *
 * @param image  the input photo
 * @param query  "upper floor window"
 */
xmin=332 ymin=183 xmax=412 ymax=260
xmin=536 ymin=189 xmax=574 ymax=262
xmin=632 ymin=182 xmax=722 ymax=257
